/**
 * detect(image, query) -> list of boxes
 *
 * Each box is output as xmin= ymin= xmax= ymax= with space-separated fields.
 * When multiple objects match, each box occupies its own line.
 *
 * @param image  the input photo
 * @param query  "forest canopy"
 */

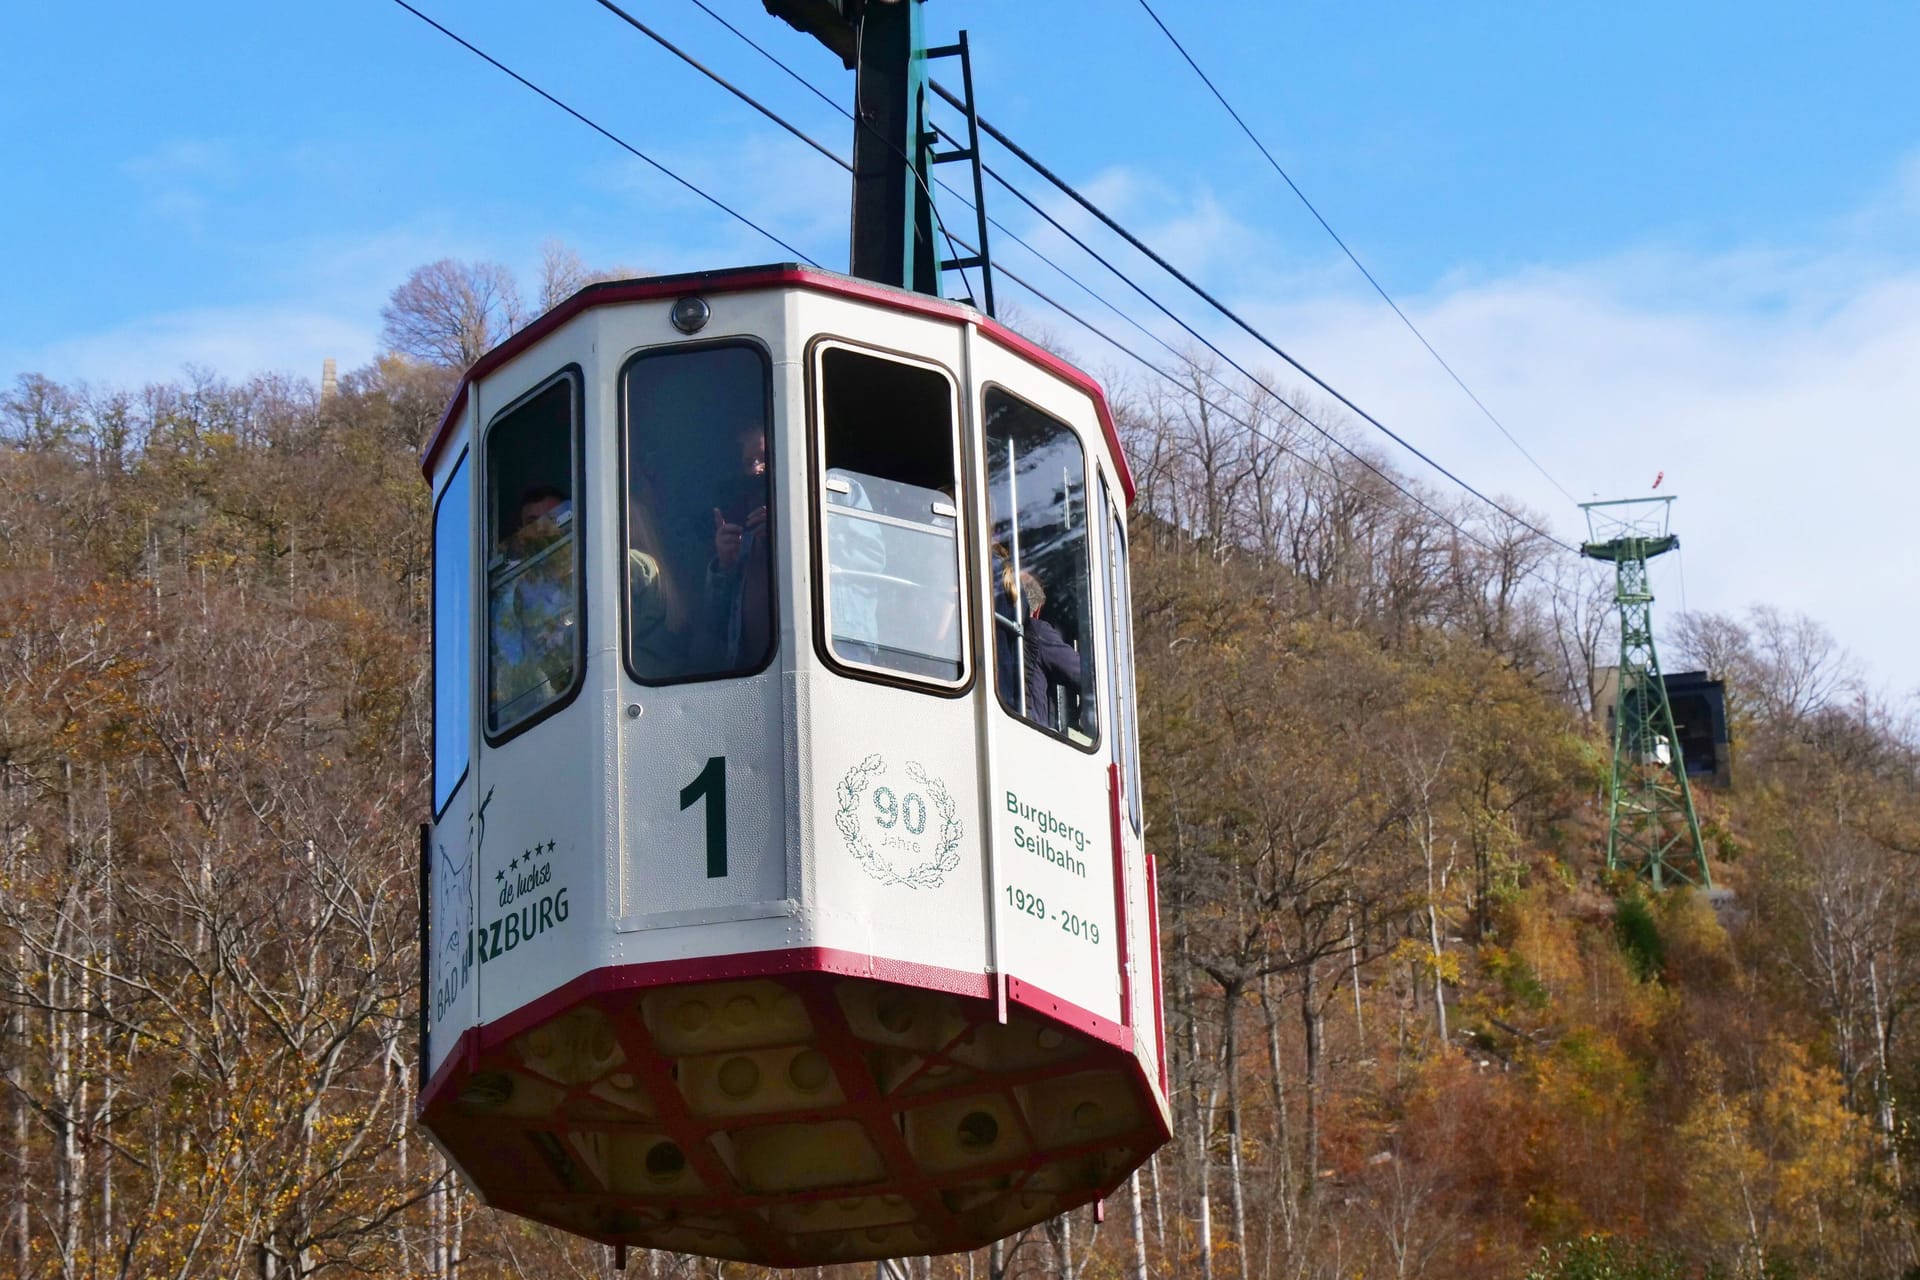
xmin=1 ymin=255 xmax=1917 ymax=1280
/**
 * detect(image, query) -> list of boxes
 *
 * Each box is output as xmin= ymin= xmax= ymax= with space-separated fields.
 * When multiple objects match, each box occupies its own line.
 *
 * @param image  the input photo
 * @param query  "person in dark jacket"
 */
xmin=1018 ymin=571 xmax=1082 ymax=729
xmin=701 ymin=421 xmax=773 ymax=670
xmin=992 ymin=551 xmax=1081 ymax=730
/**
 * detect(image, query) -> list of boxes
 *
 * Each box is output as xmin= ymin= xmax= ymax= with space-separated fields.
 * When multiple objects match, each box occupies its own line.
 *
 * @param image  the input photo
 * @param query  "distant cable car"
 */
xmin=418 ymin=264 xmax=1169 ymax=1262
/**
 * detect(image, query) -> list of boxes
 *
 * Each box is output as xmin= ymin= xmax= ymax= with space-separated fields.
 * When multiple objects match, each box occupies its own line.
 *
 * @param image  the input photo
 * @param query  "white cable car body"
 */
xmin=419 ymin=266 xmax=1167 ymax=1262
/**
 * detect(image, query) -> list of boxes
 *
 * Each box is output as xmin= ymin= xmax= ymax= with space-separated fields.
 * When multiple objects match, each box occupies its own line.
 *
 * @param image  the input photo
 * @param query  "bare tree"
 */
xmin=1786 ymin=827 xmax=1914 ymax=1183
xmin=1745 ymin=604 xmax=1860 ymax=730
xmin=535 ymin=241 xmax=638 ymax=314
xmin=380 ymin=259 xmax=525 ymax=369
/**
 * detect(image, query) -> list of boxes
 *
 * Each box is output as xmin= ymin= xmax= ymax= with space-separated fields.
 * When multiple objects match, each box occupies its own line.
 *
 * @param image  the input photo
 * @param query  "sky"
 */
xmin=2 ymin=1 xmax=1916 ymax=696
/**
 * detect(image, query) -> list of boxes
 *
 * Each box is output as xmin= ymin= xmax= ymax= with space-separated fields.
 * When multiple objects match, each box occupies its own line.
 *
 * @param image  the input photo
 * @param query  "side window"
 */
xmin=1104 ymin=488 xmax=1143 ymax=831
xmin=622 ymin=344 xmax=774 ymax=684
xmin=985 ymin=388 xmax=1098 ymax=746
xmin=485 ymin=374 xmax=582 ymax=738
xmin=816 ymin=346 xmax=965 ymax=684
xmin=433 ymin=452 xmax=471 ymax=813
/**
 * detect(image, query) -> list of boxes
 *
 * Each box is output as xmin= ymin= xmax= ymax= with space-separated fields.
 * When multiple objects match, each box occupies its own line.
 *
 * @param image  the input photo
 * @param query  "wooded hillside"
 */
xmin=3 ymin=261 xmax=1917 ymax=1279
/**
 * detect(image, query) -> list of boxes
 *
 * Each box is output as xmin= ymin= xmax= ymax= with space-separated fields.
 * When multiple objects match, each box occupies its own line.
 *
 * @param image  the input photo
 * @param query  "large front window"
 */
xmin=485 ymin=373 xmax=582 ymax=738
xmin=815 ymin=345 xmax=966 ymax=685
xmin=622 ymin=343 xmax=776 ymax=684
xmin=985 ymin=388 xmax=1098 ymax=746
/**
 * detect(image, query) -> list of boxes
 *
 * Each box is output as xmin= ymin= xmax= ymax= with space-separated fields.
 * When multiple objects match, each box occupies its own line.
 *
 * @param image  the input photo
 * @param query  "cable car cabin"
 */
xmin=419 ymin=265 xmax=1168 ymax=1263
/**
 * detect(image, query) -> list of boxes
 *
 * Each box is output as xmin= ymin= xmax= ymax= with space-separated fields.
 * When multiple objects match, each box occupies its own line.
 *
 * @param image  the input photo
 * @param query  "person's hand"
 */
xmin=713 ymin=508 xmax=743 ymax=570
xmin=714 ymin=506 xmax=768 ymax=570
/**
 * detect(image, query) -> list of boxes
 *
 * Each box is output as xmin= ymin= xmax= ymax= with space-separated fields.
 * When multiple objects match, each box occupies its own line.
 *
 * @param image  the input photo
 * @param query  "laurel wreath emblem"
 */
xmin=834 ymin=754 xmax=964 ymax=889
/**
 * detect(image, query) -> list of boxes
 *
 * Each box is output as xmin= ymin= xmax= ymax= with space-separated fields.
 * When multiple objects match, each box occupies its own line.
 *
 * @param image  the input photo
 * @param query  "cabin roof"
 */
xmin=418 ymin=263 xmax=1134 ymax=504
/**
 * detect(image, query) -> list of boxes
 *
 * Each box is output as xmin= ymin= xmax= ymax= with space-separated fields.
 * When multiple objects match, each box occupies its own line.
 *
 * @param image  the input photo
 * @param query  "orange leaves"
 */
xmin=1673 ymin=1039 xmax=1873 ymax=1270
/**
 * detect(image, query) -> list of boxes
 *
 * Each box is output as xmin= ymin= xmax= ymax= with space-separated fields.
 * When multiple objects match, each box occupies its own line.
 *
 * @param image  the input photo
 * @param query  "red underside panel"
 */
xmin=421 ymin=959 xmax=1169 ymax=1264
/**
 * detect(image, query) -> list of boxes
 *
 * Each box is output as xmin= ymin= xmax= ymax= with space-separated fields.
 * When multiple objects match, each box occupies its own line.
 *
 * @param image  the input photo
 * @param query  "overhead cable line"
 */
xmin=588 ymin=0 xmax=847 ymax=171
xmin=687 ymin=0 xmax=1540 ymax=527
xmin=593 ymin=0 xmax=975 ymax=299
xmin=938 ymin=131 xmax=1526 ymax=557
xmin=1132 ymin=0 xmax=1580 ymax=506
xmin=976 ymin=224 xmax=1581 ymax=592
xmin=685 ymin=0 xmax=1276 ymax=424
xmin=944 ymin=186 xmax=1548 ymax=573
xmin=685 ymin=0 xmax=850 ymax=116
xmin=385 ymin=0 xmax=819 ymax=265
xmin=980 ymin=249 xmax=1519 ymax=562
xmin=409 ymin=0 xmax=1544 ymax=573
xmin=932 ymin=82 xmax=1575 ymax=555
xmin=674 ymin=4 xmax=1534 ymax=563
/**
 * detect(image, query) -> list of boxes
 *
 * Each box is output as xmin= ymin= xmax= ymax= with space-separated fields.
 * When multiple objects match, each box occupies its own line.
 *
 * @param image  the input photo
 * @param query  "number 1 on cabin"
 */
xmin=679 ymin=755 xmax=727 ymax=878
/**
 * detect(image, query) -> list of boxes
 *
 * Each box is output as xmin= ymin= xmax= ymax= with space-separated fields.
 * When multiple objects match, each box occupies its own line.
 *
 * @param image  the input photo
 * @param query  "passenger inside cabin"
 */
xmin=627 ymin=470 xmax=686 ymax=675
xmin=624 ymin=417 xmax=775 ymax=680
xmin=491 ymin=484 xmax=577 ymax=720
xmin=624 ymin=342 xmax=777 ymax=683
xmin=982 ymin=387 xmax=1099 ymax=743
xmin=701 ymin=419 xmax=773 ymax=670
xmin=994 ymin=552 xmax=1082 ymax=731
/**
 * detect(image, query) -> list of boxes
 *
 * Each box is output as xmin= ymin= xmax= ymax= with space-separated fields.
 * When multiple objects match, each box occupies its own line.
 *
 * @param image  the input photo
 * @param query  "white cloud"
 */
xmin=1212 ymin=181 xmax=1920 ymax=696
xmin=119 ymin=138 xmax=238 ymax=227
xmin=14 ymin=141 xmax=1916 ymax=698
xmin=0 ymin=303 xmax=377 ymax=391
xmin=120 ymin=137 xmax=235 ymax=182
xmin=994 ymin=153 xmax=1920 ymax=694
xmin=591 ymin=129 xmax=851 ymax=270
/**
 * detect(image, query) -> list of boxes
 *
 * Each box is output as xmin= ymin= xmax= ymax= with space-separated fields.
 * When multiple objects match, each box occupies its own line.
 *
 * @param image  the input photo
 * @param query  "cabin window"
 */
xmin=815 ymin=346 xmax=966 ymax=684
xmin=621 ymin=343 xmax=776 ymax=684
xmin=484 ymin=373 xmax=582 ymax=738
xmin=432 ymin=452 xmax=471 ymax=814
xmin=1103 ymin=486 xmax=1142 ymax=831
xmin=985 ymin=388 xmax=1098 ymax=747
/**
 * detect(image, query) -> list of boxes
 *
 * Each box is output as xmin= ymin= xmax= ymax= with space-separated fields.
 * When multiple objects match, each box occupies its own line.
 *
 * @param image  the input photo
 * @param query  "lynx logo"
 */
xmin=833 ymin=755 xmax=964 ymax=889
xmin=428 ymin=786 xmax=490 ymax=1025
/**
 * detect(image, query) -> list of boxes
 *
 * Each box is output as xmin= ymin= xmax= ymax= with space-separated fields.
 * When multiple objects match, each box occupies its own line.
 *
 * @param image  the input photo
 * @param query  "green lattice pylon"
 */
xmin=1581 ymin=497 xmax=1711 ymax=890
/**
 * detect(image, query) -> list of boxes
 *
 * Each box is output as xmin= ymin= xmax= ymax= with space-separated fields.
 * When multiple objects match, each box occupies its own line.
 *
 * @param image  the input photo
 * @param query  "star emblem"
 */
xmin=509 ymin=858 xmax=519 ymax=871
xmin=545 ymin=839 xmax=556 ymax=854
xmin=495 ymin=869 xmax=504 ymax=883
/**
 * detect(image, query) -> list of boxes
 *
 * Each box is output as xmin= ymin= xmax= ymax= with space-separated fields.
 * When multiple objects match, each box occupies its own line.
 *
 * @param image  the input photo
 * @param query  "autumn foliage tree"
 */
xmin=2 ymin=276 xmax=1917 ymax=1280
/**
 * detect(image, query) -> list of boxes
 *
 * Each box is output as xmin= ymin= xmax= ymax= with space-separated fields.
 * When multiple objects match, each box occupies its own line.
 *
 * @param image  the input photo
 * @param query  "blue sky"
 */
xmin=3 ymin=1 xmax=1917 ymax=697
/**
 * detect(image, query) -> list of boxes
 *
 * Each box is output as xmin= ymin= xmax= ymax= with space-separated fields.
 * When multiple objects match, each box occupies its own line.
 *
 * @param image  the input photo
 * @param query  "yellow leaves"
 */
xmin=1529 ymin=1028 xmax=1643 ymax=1127
xmin=1675 ymin=1039 xmax=1874 ymax=1261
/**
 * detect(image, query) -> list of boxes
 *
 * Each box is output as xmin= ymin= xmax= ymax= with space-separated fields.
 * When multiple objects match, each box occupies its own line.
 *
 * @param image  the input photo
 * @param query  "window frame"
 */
xmin=1102 ymin=478 xmax=1143 ymax=834
xmin=805 ymin=334 xmax=975 ymax=698
xmin=431 ymin=447 xmax=472 ymax=820
xmin=980 ymin=381 xmax=1102 ymax=754
xmin=480 ymin=365 xmax=588 ymax=749
xmin=617 ymin=337 xmax=781 ymax=689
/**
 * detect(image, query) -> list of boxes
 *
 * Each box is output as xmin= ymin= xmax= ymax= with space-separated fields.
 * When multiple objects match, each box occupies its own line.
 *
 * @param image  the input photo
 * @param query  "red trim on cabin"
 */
xmin=1108 ymin=763 xmax=1132 ymax=1031
xmin=1003 ymin=975 xmax=1131 ymax=1051
xmin=421 ymin=944 xmax=1130 ymax=1110
xmin=417 ymin=264 xmax=1134 ymax=504
xmin=418 ymin=942 xmax=1171 ymax=1261
xmin=1146 ymin=851 xmax=1168 ymax=1095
